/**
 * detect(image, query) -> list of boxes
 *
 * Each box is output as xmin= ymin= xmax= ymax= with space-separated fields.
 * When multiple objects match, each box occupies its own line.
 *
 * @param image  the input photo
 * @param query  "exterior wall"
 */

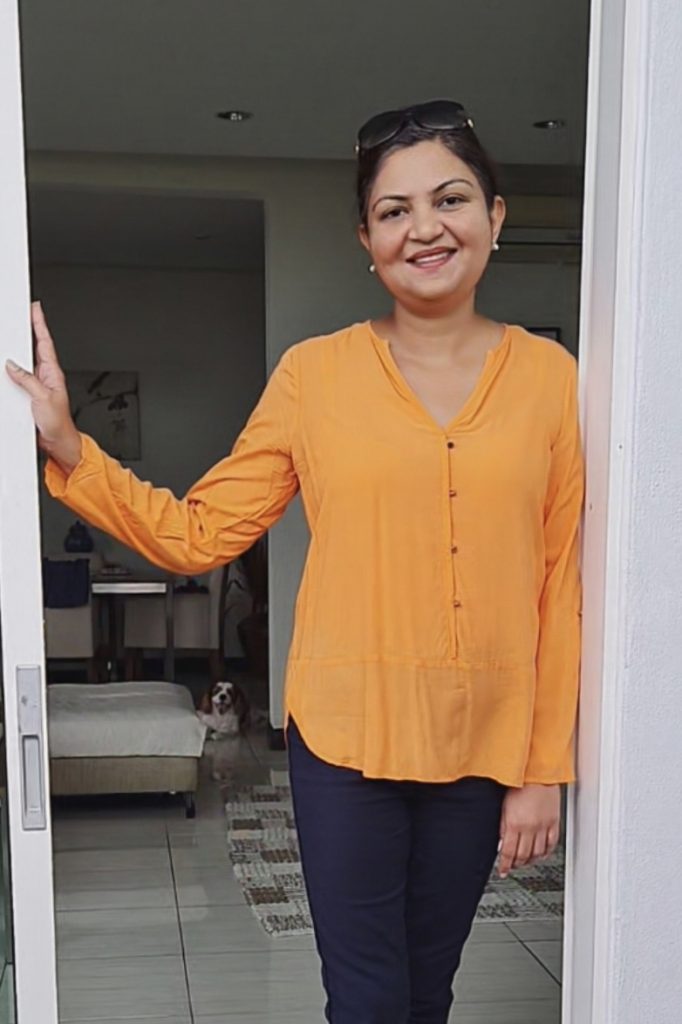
xmin=566 ymin=0 xmax=682 ymax=1020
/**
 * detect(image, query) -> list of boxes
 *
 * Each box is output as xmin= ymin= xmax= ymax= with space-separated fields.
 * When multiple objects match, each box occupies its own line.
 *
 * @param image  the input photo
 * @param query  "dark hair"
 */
xmin=356 ymin=120 xmax=500 ymax=226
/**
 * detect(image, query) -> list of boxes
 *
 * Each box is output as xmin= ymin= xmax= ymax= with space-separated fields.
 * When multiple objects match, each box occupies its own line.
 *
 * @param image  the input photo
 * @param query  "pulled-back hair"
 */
xmin=356 ymin=118 xmax=500 ymax=226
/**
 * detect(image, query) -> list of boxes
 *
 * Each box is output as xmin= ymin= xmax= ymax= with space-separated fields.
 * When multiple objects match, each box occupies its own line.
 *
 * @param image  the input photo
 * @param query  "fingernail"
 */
xmin=6 ymin=359 xmax=20 ymax=372
xmin=497 ymin=839 xmax=503 ymax=852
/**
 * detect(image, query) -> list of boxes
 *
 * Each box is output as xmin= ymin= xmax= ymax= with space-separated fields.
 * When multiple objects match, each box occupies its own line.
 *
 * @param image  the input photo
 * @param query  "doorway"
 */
xmin=0 ymin=0 xmax=643 ymax=1019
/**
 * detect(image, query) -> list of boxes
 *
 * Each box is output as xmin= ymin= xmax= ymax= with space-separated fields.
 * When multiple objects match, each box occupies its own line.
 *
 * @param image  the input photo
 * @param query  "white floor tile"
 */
xmin=447 ymin=999 xmax=561 ymax=1023
xmin=55 ymin=847 xmax=170 ymax=873
xmin=186 ymin=951 xmax=324 ymax=1018
xmin=180 ymin=904 xmax=317 ymax=955
xmin=56 ymin=908 xmax=182 ymax=960
xmin=170 ymin=837 xmax=230 ymax=869
xmin=167 ymin=816 xmax=228 ymax=838
xmin=196 ymin=1016 xmax=320 ymax=1024
xmin=201 ymin=735 xmax=259 ymax=767
xmin=507 ymin=918 xmax=564 ymax=942
xmin=174 ymin=863 xmax=247 ymax=908
xmin=527 ymin=939 xmax=564 ymax=982
xmin=52 ymin=822 xmax=168 ymax=852
xmin=460 ymin=938 xmax=548 ymax=971
xmin=454 ymin=941 xmax=559 ymax=1003
xmin=57 ymin=956 xmax=190 ymax=1021
xmin=51 ymin=827 xmax=165 ymax=851
xmin=168 ymin=832 xmax=227 ymax=851
xmin=55 ymin=865 xmax=175 ymax=911
xmin=467 ymin=921 xmax=517 ymax=944
xmin=85 ymin=1020 xmax=190 ymax=1024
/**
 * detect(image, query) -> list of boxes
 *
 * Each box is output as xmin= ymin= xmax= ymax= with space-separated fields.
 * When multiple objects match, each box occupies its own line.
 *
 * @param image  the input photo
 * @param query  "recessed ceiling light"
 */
xmin=533 ymin=119 xmax=567 ymax=130
xmin=216 ymin=110 xmax=253 ymax=122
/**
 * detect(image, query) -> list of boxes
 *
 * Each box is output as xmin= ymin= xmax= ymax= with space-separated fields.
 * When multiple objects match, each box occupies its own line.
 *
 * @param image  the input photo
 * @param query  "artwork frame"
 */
xmin=526 ymin=326 xmax=563 ymax=343
xmin=67 ymin=370 xmax=141 ymax=460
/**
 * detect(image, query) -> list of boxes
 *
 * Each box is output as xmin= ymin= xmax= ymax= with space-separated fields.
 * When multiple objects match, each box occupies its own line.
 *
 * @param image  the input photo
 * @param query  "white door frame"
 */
xmin=1 ymin=0 xmax=674 ymax=1019
xmin=0 ymin=1 xmax=59 ymax=1021
xmin=563 ymin=0 xmax=669 ymax=1018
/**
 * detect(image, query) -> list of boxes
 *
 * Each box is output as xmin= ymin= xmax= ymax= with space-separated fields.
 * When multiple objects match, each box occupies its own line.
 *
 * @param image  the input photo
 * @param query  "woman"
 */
xmin=7 ymin=100 xmax=584 ymax=1024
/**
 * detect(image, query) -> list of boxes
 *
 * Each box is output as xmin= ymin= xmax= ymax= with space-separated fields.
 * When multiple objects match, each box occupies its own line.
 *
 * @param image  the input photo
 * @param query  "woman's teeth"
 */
xmin=411 ymin=251 xmax=454 ymax=267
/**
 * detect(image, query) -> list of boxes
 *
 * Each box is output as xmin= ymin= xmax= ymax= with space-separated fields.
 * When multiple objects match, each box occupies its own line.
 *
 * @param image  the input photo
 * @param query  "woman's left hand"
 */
xmin=497 ymin=783 xmax=561 ymax=879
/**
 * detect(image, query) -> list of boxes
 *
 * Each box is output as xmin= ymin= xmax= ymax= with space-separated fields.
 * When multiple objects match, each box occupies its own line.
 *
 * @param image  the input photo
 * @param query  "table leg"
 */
xmin=107 ymin=594 xmax=119 ymax=681
xmin=164 ymin=583 xmax=175 ymax=681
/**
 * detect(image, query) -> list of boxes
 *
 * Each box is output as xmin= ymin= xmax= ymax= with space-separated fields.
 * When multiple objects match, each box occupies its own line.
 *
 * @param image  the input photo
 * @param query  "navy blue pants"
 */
xmin=287 ymin=718 xmax=507 ymax=1024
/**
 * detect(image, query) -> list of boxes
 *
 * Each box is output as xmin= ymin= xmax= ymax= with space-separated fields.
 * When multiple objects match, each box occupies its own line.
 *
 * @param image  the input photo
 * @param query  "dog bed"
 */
xmin=48 ymin=681 xmax=206 ymax=817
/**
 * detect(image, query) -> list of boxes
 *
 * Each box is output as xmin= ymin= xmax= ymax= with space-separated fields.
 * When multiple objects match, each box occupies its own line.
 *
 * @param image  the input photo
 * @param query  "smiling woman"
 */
xmin=357 ymin=102 xmax=505 ymax=330
xmin=6 ymin=98 xmax=583 ymax=1024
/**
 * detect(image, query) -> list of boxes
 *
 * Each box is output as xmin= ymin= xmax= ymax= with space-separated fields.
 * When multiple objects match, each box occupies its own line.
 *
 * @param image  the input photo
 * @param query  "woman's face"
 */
xmin=359 ymin=139 xmax=506 ymax=314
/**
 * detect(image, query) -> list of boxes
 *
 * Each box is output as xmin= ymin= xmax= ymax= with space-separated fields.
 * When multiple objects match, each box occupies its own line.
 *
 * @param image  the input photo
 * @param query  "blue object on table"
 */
xmin=64 ymin=520 xmax=94 ymax=553
xmin=42 ymin=558 xmax=90 ymax=608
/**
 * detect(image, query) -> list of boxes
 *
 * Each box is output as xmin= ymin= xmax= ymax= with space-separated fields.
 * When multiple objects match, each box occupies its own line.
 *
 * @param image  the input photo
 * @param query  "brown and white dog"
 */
xmin=197 ymin=680 xmax=250 ymax=739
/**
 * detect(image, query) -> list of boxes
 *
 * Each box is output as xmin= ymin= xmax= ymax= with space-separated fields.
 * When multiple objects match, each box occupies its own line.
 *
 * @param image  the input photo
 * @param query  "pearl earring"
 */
xmin=368 ymin=263 xmax=376 ymax=274
xmin=492 ymin=241 xmax=500 ymax=252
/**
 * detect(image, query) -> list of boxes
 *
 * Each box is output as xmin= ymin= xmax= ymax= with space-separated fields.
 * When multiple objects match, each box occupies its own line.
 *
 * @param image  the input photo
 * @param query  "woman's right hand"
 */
xmin=5 ymin=302 xmax=82 ymax=474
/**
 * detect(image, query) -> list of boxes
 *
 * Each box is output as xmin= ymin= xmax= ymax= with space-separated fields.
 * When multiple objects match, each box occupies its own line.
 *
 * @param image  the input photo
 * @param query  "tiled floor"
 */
xmin=52 ymin=728 xmax=563 ymax=1023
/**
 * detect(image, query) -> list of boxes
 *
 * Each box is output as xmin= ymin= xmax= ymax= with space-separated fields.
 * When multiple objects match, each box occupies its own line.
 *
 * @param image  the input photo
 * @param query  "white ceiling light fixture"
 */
xmin=533 ymin=118 xmax=567 ymax=130
xmin=216 ymin=110 xmax=254 ymax=122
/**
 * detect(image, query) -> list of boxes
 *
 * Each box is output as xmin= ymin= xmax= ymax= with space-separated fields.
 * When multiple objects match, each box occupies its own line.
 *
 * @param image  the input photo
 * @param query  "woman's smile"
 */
xmin=407 ymin=246 xmax=457 ymax=271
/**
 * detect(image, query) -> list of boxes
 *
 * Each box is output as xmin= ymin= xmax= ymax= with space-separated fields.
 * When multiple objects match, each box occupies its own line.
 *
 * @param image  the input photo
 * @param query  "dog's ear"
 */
xmin=231 ymin=683 xmax=251 ymax=734
xmin=199 ymin=690 xmax=212 ymax=714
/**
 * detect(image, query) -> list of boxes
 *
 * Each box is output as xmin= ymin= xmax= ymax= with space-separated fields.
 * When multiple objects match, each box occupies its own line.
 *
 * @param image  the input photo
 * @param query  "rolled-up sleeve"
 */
xmin=524 ymin=356 xmax=585 ymax=785
xmin=45 ymin=347 xmax=300 ymax=575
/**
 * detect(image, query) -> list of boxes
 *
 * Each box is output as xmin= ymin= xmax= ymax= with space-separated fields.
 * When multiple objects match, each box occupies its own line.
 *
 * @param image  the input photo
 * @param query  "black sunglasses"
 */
xmin=355 ymin=100 xmax=475 ymax=155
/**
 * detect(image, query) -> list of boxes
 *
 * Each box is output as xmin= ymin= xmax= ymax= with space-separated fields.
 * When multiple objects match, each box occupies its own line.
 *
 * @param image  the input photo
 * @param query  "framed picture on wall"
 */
xmin=67 ymin=370 xmax=141 ymax=460
xmin=526 ymin=326 xmax=563 ymax=343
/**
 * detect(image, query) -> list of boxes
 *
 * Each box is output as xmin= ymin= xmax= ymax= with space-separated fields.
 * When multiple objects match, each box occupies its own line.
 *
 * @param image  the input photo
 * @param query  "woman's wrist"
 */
xmin=44 ymin=428 xmax=82 ymax=477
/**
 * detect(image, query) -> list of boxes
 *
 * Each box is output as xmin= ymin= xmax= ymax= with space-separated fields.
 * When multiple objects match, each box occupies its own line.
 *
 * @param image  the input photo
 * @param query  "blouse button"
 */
xmin=453 ymin=599 xmax=462 ymax=608
xmin=447 ymin=441 xmax=455 ymax=449
xmin=449 ymin=489 xmax=457 ymax=498
xmin=451 ymin=545 xmax=458 ymax=554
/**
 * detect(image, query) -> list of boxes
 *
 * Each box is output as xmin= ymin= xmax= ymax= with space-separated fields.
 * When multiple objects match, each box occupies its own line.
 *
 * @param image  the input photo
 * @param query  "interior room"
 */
xmin=1 ymin=0 xmax=591 ymax=1021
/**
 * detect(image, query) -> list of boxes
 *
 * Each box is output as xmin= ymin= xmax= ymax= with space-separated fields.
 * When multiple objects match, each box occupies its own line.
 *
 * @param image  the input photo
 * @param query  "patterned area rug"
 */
xmin=225 ymin=783 xmax=565 ymax=937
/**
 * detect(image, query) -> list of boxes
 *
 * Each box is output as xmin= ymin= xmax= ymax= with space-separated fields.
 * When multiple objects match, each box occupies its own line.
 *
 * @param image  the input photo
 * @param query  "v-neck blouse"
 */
xmin=45 ymin=321 xmax=584 ymax=786
xmin=368 ymin=319 xmax=511 ymax=433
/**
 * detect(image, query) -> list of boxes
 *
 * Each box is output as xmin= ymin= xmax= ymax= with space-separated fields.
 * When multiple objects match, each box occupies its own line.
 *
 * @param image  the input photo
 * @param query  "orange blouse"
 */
xmin=46 ymin=321 xmax=584 ymax=786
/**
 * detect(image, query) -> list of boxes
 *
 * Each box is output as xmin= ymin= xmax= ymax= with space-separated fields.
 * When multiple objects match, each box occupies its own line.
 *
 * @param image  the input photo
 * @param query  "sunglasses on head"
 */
xmin=355 ymin=100 xmax=475 ymax=156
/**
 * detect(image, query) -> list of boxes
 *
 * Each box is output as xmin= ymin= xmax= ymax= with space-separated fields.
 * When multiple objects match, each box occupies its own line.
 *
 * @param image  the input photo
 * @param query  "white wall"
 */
xmin=33 ymin=264 xmax=265 ymax=573
xmin=478 ymin=261 xmax=581 ymax=355
xmin=28 ymin=153 xmax=580 ymax=724
xmin=564 ymin=0 xmax=682 ymax=1018
xmin=596 ymin=0 xmax=682 ymax=1017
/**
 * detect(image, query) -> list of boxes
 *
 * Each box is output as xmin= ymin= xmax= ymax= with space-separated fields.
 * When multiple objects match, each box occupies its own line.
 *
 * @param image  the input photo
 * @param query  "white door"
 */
xmin=0 ymin=0 xmax=60 ymax=1021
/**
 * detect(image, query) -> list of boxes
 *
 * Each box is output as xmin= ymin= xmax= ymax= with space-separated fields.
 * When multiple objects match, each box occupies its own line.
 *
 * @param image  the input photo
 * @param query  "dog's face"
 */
xmin=211 ymin=681 xmax=237 ymax=715
xmin=200 ymin=680 xmax=249 ymax=732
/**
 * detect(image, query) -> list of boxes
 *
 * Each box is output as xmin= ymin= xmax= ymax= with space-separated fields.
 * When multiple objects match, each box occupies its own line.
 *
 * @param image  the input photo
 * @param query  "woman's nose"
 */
xmin=409 ymin=205 xmax=444 ymax=243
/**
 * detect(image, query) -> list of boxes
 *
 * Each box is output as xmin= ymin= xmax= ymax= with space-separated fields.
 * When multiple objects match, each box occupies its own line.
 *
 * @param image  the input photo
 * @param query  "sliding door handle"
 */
xmin=16 ymin=665 xmax=47 ymax=831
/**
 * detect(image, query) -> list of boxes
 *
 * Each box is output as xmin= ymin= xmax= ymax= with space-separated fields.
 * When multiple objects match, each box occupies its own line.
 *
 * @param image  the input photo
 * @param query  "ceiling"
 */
xmin=28 ymin=189 xmax=265 ymax=271
xmin=20 ymin=0 xmax=591 ymax=166
xmin=20 ymin=0 xmax=591 ymax=271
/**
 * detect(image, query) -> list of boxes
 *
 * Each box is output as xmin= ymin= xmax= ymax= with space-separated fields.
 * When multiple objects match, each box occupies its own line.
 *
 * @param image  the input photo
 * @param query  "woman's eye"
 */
xmin=380 ymin=207 xmax=406 ymax=221
xmin=439 ymin=195 xmax=465 ymax=208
